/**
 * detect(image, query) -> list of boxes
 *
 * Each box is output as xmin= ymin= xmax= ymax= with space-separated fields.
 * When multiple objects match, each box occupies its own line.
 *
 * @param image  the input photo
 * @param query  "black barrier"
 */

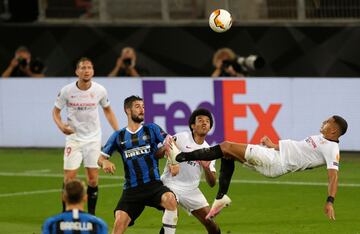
xmin=0 ymin=25 xmax=359 ymax=77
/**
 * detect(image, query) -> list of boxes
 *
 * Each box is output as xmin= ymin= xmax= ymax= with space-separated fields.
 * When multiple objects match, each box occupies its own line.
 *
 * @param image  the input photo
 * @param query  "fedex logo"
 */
xmin=143 ymin=80 xmax=281 ymax=145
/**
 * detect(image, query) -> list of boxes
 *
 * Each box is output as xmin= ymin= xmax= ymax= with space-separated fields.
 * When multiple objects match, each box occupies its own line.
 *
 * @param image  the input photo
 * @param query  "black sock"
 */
xmin=216 ymin=158 xmax=235 ymax=199
xmin=62 ymin=183 xmax=65 ymax=212
xmin=159 ymin=227 xmax=164 ymax=234
xmin=87 ymin=185 xmax=98 ymax=215
xmin=175 ymin=145 xmax=223 ymax=162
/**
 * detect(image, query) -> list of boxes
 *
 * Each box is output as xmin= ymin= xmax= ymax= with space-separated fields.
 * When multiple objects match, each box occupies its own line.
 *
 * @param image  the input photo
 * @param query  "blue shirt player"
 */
xmin=98 ymin=95 xmax=178 ymax=234
xmin=42 ymin=179 xmax=108 ymax=234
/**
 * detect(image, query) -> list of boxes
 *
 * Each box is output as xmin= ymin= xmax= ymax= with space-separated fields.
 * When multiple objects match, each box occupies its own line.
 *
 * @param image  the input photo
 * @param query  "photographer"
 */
xmin=211 ymin=48 xmax=265 ymax=78
xmin=2 ymin=46 xmax=45 ymax=78
xmin=108 ymin=47 xmax=141 ymax=77
xmin=211 ymin=48 xmax=245 ymax=77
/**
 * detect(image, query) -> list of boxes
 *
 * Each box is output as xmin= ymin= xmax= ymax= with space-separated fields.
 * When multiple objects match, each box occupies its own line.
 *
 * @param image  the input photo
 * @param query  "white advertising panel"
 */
xmin=0 ymin=78 xmax=359 ymax=150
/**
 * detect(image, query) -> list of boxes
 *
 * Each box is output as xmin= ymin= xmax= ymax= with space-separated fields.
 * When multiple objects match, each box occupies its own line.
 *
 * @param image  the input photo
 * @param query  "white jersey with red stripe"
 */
xmin=55 ymin=81 xmax=110 ymax=142
xmin=279 ymin=134 xmax=340 ymax=172
xmin=161 ymin=131 xmax=216 ymax=191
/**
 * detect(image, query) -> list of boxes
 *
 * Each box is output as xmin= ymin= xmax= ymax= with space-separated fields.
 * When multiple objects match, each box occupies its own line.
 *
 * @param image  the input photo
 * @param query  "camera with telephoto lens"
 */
xmin=30 ymin=58 xmax=45 ymax=74
xmin=17 ymin=57 xmax=28 ymax=67
xmin=221 ymin=55 xmax=265 ymax=75
xmin=123 ymin=58 xmax=132 ymax=67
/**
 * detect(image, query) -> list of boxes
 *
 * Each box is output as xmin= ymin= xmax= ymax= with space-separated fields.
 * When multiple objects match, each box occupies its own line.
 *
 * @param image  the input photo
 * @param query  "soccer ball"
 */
xmin=209 ymin=9 xmax=232 ymax=33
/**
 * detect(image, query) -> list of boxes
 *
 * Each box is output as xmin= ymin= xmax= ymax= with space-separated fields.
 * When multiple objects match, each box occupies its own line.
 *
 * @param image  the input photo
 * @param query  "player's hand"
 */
xmin=61 ymin=124 xmax=75 ymax=135
xmin=324 ymin=202 xmax=336 ymax=220
xmin=200 ymin=160 xmax=211 ymax=169
xmin=102 ymin=160 xmax=116 ymax=174
xmin=260 ymin=136 xmax=273 ymax=147
xmin=169 ymin=164 xmax=179 ymax=176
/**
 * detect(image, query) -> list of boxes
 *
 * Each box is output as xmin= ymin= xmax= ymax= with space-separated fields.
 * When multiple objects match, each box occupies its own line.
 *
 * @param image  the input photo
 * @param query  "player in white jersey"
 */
xmin=53 ymin=57 xmax=119 ymax=215
xmin=166 ymin=115 xmax=348 ymax=220
xmin=161 ymin=108 xmax=221 ymax=234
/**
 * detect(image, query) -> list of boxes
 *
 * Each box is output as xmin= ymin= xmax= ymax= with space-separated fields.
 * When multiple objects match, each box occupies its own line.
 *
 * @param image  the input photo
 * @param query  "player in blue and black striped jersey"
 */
xmin=42 ymin=179 xmax=108 ymax=234
xmin=98 ymin=95 xmax=178 ymax=234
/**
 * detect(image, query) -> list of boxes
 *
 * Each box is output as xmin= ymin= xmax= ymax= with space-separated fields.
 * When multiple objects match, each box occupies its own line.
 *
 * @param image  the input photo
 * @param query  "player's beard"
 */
xmin=131 ymin=113 xmax=144 ymax=123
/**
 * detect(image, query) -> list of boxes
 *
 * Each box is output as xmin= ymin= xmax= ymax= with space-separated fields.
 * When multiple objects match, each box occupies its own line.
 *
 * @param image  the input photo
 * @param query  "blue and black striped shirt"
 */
xmin=42 ymin=209 xmax=108 ymax=234
xmin=102 ymin=123 xmax=167 ymax=189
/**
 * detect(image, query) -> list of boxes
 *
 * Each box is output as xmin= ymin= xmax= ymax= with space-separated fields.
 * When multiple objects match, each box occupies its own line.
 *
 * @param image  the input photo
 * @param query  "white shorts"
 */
xmin=167 ymin=186 xmax=209 ymax=215
xmin=63 ymin=139 xmax=101 ymax=170
xmin=244 ymin=144 xmax=286 ymax=178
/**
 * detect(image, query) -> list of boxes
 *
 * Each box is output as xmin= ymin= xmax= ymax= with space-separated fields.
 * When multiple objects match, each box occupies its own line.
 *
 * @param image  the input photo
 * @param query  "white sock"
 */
xmin=162 ymin=209 xmax=177 ymax=234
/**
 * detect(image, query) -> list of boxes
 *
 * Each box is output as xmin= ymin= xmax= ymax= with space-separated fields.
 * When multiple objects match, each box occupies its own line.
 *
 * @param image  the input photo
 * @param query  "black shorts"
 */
xmin=114 ymin=181 xmax=173 ymax=226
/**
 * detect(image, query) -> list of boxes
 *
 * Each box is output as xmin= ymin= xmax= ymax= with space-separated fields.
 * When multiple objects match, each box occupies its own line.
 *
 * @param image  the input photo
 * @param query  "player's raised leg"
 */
xmin=206 ymin=194 xmax=232 ymax=220
xmin=169 ymin=141 xmax=248 ymax=163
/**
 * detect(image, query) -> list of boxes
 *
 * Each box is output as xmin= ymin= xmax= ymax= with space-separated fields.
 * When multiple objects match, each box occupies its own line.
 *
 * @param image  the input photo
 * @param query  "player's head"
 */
xmin=332 ymin=115 xmax=348 ymax=136
xmin=124 ymin=95 xmax=144 ymax=123
xmin=320 ymin=115 xmax=348 ymax=139
xmin=188 ymin=108 xmax=213 ymax=136
xmin=75 ymin=57 xmax=94 ymax=82
xmin=63 ymin=179 xmax=87 ymax=205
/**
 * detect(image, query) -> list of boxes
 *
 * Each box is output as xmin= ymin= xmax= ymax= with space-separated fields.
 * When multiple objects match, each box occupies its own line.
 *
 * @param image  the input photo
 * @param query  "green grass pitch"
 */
xmin=0 ymin=148 xmax=359 ymax=234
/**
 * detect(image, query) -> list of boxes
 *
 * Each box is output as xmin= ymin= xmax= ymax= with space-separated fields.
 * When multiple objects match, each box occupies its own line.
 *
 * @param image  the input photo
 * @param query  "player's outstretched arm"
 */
xmin=103 ymin=106 xmax=119 ymax=131
xmin=324 ymin=169 xmax=338 ymax=220
xmin=98 ymin=155 xmax=116 ymax=175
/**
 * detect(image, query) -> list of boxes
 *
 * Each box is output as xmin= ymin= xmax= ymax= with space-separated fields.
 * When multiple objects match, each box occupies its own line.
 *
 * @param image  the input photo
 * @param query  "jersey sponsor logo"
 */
xmin=60 ymin=221 xmax=93 ymax=231
xmin=187 ymin=161 xmax=199 ymax=167
xmin=68 ymin=102 xmax=96 ymax=107
xmin=124 ymin=145 xmax=151 ymax=158
xmin=185 ymin=145 xmax=192 ymax=149
xmin=305 ymin=137 xmax=317 ymax=149
xmin=70 ymin=94 xmax=94 ymax=99
xmin=68 ymin=102 xmax=97 ymax=111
